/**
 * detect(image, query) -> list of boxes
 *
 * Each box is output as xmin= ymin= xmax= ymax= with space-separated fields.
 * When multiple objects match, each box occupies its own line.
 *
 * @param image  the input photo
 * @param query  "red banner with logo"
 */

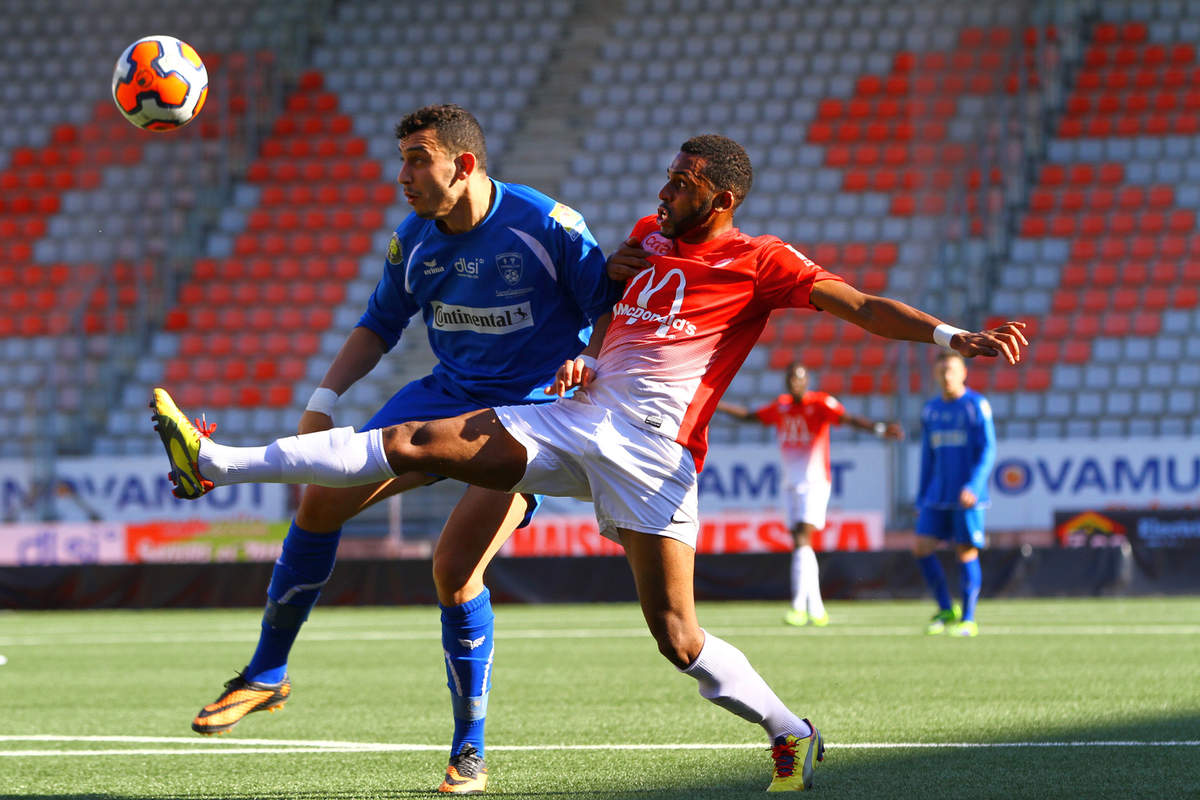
xmin=501 ymin=511 xmax=883 ymax=557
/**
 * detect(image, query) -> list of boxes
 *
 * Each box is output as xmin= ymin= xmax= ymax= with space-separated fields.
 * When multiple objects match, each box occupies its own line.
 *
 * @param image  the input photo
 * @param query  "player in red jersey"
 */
xmin=718 ymin=363 xmax=903 ymax=626
xmin=153 ymin=135 xmax=1026 ymax=792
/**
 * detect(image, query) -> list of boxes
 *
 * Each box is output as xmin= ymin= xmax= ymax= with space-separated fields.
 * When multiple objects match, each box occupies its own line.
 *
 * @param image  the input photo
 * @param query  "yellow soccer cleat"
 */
xmin=808 ymin=612 xmax=830 ymax=627
xmin=150 ymin=387 xmax=214 ymax=499
xmin=192 ymin=672 xmax=291 ymax=735
xmin=783 ymin=609 xmax=808 ymax=627
xmin=767 ymin=720 xmax=824 ymax=792
xmin=924 ymin=603 xmax=962 ymax=635
xmin=951 ymin=620 xmax=979 ymax=637
xmin=438 ymin=744 xmax=488 ymax=793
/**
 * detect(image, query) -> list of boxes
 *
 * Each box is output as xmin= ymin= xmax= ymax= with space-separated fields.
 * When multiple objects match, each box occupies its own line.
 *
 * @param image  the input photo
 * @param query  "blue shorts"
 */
xmin=361 ymin=373 xmax=550 ymax=527
xmin=915 ymin=506 xmax=986 ymax=549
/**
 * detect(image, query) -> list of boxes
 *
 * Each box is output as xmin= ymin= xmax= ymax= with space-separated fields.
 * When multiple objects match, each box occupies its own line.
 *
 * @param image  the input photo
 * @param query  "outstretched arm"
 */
xmin=715 ymin=401 xmax=761 ymax=423
xmin=809 ymin=281 xmax=1028 ymax=364
xmin=841 ymin=412 xmax=905 ymax=440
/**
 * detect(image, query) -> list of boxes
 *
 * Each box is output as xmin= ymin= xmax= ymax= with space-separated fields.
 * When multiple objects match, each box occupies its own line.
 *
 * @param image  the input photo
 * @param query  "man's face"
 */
xmin=657 ymin=152 xmax=716 ymax=239
xmin=786 ymin=367 xmax=808 ymax=396
xmin=396 ymin=129 xmax=462 ymax=220
xmin=933 ymin=356 xmax=967 ymax=395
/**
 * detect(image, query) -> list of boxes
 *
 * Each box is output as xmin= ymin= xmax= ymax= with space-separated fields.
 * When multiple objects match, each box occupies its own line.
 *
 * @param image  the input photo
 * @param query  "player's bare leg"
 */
xmin=786 ymin=523 xmax=827 ymax=627
xmin=432 ymin=488 xmax=530 ymax=793
xmin=618 ymin=529 xmax=822 ymax=791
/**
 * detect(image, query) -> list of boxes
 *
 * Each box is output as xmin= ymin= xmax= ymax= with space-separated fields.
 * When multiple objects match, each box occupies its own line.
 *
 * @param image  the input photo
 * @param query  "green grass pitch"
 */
xmin=3 ymin=597 xmax=1199 ymax=799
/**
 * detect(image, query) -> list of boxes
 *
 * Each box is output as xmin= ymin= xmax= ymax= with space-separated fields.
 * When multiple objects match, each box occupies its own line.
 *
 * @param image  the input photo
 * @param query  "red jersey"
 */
xmin=579 ymin=216 xmax=843 ymax=471
xmin=756 ymin=392 xmax=845 ymax=486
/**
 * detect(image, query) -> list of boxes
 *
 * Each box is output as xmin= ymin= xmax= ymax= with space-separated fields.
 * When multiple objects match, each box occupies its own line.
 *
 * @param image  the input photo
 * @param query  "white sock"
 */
xmin=198 ymin=426 xmax=396 ymax=487
xmin=799 ymin=545 xmax=825 ymax=618
xmin=681 ymin=630 xmax=810 ymax=741
xmin=789 ymin=548 xmax=804 ymax=611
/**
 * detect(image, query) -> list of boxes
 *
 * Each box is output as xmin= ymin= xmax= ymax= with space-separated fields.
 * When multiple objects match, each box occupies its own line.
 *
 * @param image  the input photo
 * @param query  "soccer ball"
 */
xmin=111 ymin=35 xmax=208 ymax=131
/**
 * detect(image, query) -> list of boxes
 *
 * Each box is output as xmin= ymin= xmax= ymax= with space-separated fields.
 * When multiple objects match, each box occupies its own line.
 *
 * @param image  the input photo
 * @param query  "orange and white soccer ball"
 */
xmin=111 ymin=35 xmax=208 ymax=131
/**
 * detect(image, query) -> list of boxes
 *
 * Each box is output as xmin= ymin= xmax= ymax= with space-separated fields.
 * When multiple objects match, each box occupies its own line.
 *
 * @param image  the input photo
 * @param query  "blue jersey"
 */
xmin=357 ymin=179 xmax=620 ymax=406
xmin=916 ymin=388 xmax=996 ymax=509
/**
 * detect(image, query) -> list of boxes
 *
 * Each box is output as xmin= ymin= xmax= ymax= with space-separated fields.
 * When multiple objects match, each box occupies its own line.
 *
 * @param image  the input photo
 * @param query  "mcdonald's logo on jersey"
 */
xmin=614 ymin=266 xmax=697 ymax=338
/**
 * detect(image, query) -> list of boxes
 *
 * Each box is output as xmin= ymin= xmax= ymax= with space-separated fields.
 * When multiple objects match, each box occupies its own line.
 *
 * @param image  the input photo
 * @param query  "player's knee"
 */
xmin=380 ymin=421 xmax=427 ymax=472
xmin=648 ymin=613 xmax=703 ymax=668
xmin=295 ymin=485 xmax=357 ymax=532
xmin=431 ymin=549 xmax=475 ymax=598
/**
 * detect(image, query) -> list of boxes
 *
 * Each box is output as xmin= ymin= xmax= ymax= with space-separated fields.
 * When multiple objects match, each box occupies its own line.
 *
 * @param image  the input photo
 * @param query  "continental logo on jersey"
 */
xmin=930 ymin=430 xmax=968 ymax=448
xmin=641 ymin=232 xmax=672 ymax=255
xmin=549 ymin=202 xmax=586 ymax=241
xmin=386 ymin=232 xmax=403 ymax=265
xmin=429 ymin=300 xmax=534 ymax=334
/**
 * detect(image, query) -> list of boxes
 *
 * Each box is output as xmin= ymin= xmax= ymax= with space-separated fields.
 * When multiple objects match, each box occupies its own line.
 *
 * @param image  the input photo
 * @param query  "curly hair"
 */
xmin=679 ymin=134 xmax=753 ymax=205
xmin=395 ymin=104 xmax=488 ymax=171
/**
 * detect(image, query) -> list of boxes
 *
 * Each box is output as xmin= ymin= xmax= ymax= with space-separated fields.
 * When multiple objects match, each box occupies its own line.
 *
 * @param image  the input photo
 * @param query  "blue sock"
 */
xmin=917 ymin=554 xmax=953 ymax=612
xmin=441 ymin=588 xmax=494 ymax=758
xmin=959 ymin=557 xmax=982 ymax=622
xmin=245 ymin=522 xmax=341 ymax=684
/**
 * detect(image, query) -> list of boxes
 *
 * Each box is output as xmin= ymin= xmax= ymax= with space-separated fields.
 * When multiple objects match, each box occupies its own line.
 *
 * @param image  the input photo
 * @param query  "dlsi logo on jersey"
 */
xmin=614 ymin=266 xmax=697 ymax=338
xmin=430 ymin=301 xmax=534 ymax=334
xmin=454 ymin=257 xmax=484 ymax=278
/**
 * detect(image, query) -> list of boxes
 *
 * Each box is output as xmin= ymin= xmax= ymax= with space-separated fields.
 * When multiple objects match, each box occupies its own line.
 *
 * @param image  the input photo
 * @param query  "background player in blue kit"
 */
xmin=914 ymin=350 xmax=996 ymax=638
xmin=188 ymin=104 xmax=619 ymax=794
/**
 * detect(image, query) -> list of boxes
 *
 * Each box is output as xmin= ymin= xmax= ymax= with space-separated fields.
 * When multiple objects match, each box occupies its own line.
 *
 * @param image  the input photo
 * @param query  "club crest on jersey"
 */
xmin=386 ymin=232 xmax=403 ymax=265
xmin=496 ymin=252 xmax=523 ymax=286
xmin=641 ymin=232 xmax=672 ymax=255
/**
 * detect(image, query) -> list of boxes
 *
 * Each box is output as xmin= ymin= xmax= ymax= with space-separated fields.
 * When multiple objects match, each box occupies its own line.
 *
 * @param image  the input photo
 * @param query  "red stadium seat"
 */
xmin=1111 ymin=287 xmax=1139 ymax=311
xmin=1062 ymin=341 xmax=1091 ymax=363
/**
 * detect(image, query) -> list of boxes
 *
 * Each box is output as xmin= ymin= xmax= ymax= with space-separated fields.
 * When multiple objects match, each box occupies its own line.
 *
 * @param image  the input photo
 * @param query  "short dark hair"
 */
xmin=679 ymin=134 xmax=753 ymax=205
xmin=395 ymin=104 xmax=487 ymax=171
xmin=935 ymin=349 xmax=965 ymax=364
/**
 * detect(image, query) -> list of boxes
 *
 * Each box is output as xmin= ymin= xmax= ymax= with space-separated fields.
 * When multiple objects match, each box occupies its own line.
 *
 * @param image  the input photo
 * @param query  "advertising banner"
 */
xmin=0 ymin=520 xmax=289 ymax=566
xmin=500 ymin=510 xmax=884 ymax=557
xmin=0 ymin=456 xmax=287 ymax=522
xmin=1054 ymin=508 xmax=1200 ymax=550
xmin=986 ymin=438 xmax=1200 ymax=529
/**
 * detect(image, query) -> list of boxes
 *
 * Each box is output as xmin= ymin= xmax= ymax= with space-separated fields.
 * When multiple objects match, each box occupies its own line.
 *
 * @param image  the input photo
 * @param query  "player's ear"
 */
xmin=454 ymin=151 xmax=478 ymax=180
xmin=711 ymin=189 xmax=736 ymax=213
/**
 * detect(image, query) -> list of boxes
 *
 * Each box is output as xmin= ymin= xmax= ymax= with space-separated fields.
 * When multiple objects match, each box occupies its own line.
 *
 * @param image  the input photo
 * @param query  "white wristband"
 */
xmin=306 ymin=387 xmax=339 ymax=416
xmin=577 ymin=354 xmax=597 ymax=371
xmin=873 ymin=422 xmax=887 ymax=437
xmin=933 ymin=323 xmax=966 ymax=349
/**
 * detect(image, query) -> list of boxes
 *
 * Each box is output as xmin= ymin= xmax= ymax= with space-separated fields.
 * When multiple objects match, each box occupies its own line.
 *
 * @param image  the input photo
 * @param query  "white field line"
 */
xmin=1 ymin=735 xmax=1198 ymax=757
xmin=3 ymin=624 xmax=1200 ymax=647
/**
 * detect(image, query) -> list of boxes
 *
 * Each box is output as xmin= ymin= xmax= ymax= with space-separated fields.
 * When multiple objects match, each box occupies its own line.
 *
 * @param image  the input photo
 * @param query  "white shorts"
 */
xmin=495 ymin=398 xmax=700 ymax=547
xmin=783 ymin=480 xmax=832 ymax=530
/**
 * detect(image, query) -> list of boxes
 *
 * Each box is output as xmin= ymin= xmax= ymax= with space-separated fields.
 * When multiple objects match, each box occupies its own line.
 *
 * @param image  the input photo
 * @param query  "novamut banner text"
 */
xmin=0 ymin=456 xmax=287 ymax=522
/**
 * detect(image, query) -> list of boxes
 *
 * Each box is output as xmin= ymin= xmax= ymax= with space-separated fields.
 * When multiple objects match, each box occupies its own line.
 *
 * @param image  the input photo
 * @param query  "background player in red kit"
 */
xmin=153 ymin=134 xmax=1027 ymax=792
xmin=719 ymin=363 xmax=902 ymax=626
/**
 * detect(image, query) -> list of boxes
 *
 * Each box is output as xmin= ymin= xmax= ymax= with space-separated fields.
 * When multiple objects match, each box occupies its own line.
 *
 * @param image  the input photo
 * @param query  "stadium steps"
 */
xmin=979 ymin=16 xmax=1200 ymax=438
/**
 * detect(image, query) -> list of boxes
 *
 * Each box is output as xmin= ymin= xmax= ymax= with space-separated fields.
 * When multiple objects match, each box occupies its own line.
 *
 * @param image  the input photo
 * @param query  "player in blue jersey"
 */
xmin=914 ymin=350 xmax=996 ymax=637
xmin=187 ymin=105 xmax=620 ymax=794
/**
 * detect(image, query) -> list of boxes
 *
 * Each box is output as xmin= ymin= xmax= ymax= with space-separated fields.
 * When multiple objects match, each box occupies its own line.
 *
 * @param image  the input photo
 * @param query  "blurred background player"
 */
xmin=914 ymin=350 xmax=996 ymax=638
xmin=188 ymin=104 xmax=619 ymax=794
xmin=718 ymin=363 xmax=902 ymax=627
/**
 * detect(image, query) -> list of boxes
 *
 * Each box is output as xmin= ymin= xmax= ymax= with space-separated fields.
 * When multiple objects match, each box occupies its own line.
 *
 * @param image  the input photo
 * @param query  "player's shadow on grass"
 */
xmin=8 ymin=713 xmax=1200 ymax=800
